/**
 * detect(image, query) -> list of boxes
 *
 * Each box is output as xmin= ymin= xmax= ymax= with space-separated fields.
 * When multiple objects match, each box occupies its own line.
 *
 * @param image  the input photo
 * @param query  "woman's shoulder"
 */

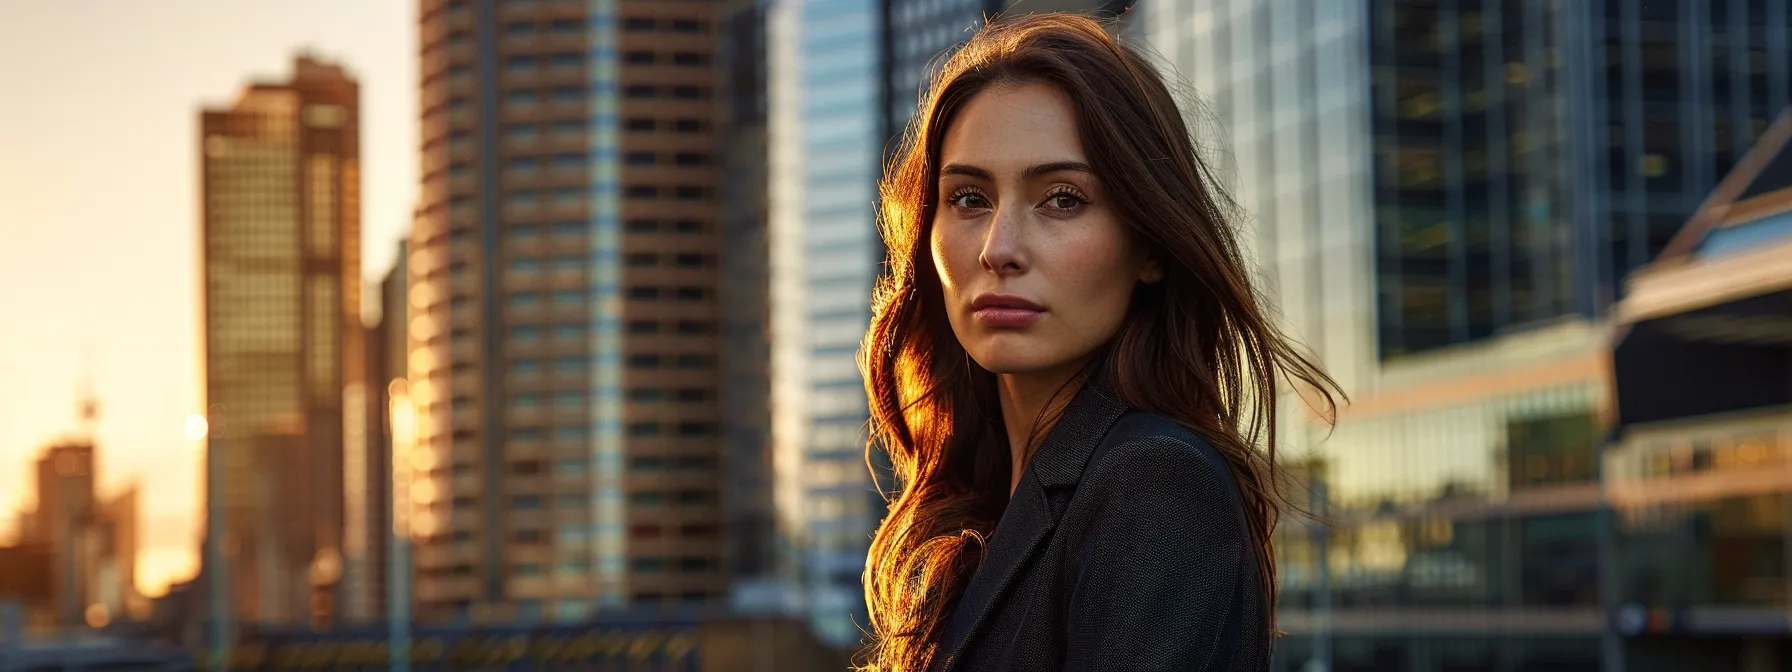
xmin=1079 ymin=411 xmax=1246 ymax=514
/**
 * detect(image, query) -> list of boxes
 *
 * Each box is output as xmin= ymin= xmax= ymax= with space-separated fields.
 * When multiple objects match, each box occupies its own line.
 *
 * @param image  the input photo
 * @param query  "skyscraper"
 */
xmin=409 ymin=0 xmax=738 ymax=624
xmin=198 ymin=54 xmax=360 ymax=628
xmin=1139 ymin=1 xmax=1792 ymax=669
xmin=768 ymin=0 xmax=883 ymax=646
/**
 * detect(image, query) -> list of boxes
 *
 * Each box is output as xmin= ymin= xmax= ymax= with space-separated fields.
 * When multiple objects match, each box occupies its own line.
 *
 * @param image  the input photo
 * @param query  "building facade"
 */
xmin=199 ymin=54 xmax=360 ymax=628
xmin=1139 ymin=1 xmax=1792 ymax=670
xmin=409 ymin=0 xmax=741 ymax=624
xmin=768 ymin=0 xmax=883 ymax=647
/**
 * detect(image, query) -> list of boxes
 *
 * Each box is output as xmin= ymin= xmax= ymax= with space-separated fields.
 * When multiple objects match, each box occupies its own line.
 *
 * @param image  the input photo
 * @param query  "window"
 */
xmin=513 ymin=530 xmax=546 ymax=544
xmin=558 ymin=493 xmax=589 ymax=509
xmin=552 ymin=86 xmax=584 ymax=102
xmin=625 ymin=252 xmax=658 ymax=267
xmin=511 ymin=359 xmax=543 ymax=376
xmin=508 ymin=156 xmax=538 ymax=172
xmin=674 ymin=286 xmax=706 ymax=301
xmin=550 ymin=18 xmax=581 ymax=33
xmin=515 ymin=563 xmax=544 ymax=577
xmin=513 ymin=393 xmax=543 ymax=408
xmin=673 ymin=388 xmax=707 ymax=402
xmin=630 ymin=491 xmax=666 ymax=506
xmin=555 ymin=458 xmax=589 ymax=475
xmin=678 ymin=557 xmax=713 ymax=572
xmin=556 ymin=427 xmax=589 ymax=441
xmin=674 ymin=253 xmax=706 ymax=268
xmin=509 ymin=190 xmax=538 ymax=204
xmin=626 ymin=219 xmax=659 ymax=233
xmin=506 ymin=21 xmax=534 ymax=35
xmin=673 ymin=455 xmax=714 ymax=470
xmin=552 ymin=289 xmax=584 ymax=305
xmin=625 ymin=151 xmax=657 ymax=166
xmin=506 ymin=123 xmax=538 ymax=139
xmin=552 ymin=187 xmax=584 ymax=202
xmin=511 ymin=325 xmax=543 ymax=341
xmin=628 ymin=388 xmax=664 ymax=403
xmin=674 ymin=186 xmax=705 ymax=200
xmin=670 ymin=19 xmax=703 ymax=32
xmin=551 ymin=221 xmax=584 ymax=237
xmin=512 ymin=460 xmax=544 ymax=476
xmin=510 ymin=258 xmax=541 ymax=272
xmin=551 ymin=52 xmax=582 ymax=68
xmin=630 ymin=457 xmax=666 ymax=471
xmin=624 ymin=50 xmax=656 ymax=64
xmin=670 ymin=86 xmax=704 ymax=99
xmin=673 ymin=219 xmax=704 ymax=233
xmin=507 ymin=223 xmax=540 ymax=239
xmin=627 ymin=320 xmax=660 ymax=334
xmin=676 ymin=490 xmax=715 ymax=506
xmin=510 ymin=291 xmax=541 ymax=306
xmin=673 ymin=152 xmax=708 ymax=166
xmin=622 ymin=17 xmax=656 ymax=30
xmin=506 ymin=90 xmax=538 ymax=106
xmin=624 ymin=117 xmax=655 ymax=132
xmin=673 ymin=119 xmax=703 ymax=133
xmin=632 ymin=558 xmax=666 ymax=574
xmin=627 ymin=422 xmax=662 ymax=437
xmin=553 ymin=324 xmax=583 ymax=340
xmin=553 ymin=391 xmax=586 ymax=407
xmin=626 ymin=185 xmax=659 ymax=200
xmin=676 ymin=354 xmax=713 ymax=369
xmin=627 ymin=286 xmax=661 ymax=300
xmin=628 ymin=354 xmax=662 ymax=369
xmin=506 ymin=55 xmax=536 ymax=71
xmin=677 ymin=422 xmax=715 ymax=436
xmin=513 ymin=495 xmax=544 ymax=510
xmin=556 ymin=558 xmax=589 ymax=576
xmin=679 ymin=524 xmax=717 ymax=538
xmin=553 ymin=153 xmax=586 ymax=169
xmin=629 ymin=523 xmax=662 ymax=539
xmin=673 ymin=52 xmax=707 ymax=66
xmin=624 ymin=85 xmax=657 ymax=99
xmin=552 ymin=120 xmax=583 ymax=136
xmin=512 ymin=426 xmax=547 ymax=441
xmin=553 ymin=357 xmax=587 ymax=374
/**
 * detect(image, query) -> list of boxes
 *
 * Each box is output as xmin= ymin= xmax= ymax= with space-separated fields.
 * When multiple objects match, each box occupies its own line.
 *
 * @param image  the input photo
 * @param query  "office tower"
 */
xmin=340 ymin=246 xmax=409 ymax=625
xmin=715 ymin=0 xmax=782 ymax=612
xmin=1610 ymin=112 xmax=1792 ymax=668
xmin=1140 ymin=1 xmax=1792 ymax=669
xmin=410 ymin=0 xmax=736 ymax=624
xmin=29 ymin=441 xmax=98 ymax=629
xmin=768 ymin=0 xmax=882 ymax=647
xmin=198 ymin=54 xmax=361 ymax=628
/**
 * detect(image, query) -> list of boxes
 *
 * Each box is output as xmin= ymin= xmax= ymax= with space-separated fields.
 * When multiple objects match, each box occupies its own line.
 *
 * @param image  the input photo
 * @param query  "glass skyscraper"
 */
xmin=1141 ymin=0 xmax=1792 ymax=669
xmin=768 ymin=0 xmax=883 ymax=648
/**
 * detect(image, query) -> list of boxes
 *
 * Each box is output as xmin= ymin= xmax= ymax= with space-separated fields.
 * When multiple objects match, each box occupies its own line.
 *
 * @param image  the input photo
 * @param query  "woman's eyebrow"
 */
xmin=938 ymin=160 xmax=1094 ymax=181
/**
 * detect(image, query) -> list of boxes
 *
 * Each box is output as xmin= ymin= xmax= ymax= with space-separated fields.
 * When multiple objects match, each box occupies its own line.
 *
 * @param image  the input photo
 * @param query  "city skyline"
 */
xmin=0 ymin=1 xmax=417 ymax=598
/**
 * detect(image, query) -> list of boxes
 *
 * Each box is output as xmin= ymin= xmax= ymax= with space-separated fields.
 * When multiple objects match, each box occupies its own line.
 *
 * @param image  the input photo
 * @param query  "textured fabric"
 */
xmin=928 ymin=377 xmax=1269 ymax=672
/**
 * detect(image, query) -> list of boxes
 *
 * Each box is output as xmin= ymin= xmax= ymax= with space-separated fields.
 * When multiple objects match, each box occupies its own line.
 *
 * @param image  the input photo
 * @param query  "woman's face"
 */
xmin=930 ymin=82 xmax=1160 ymax=377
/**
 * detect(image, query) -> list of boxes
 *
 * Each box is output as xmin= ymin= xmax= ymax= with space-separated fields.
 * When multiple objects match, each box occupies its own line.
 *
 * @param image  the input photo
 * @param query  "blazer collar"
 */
xmin=931 ymin=367 xmax=1129 ymax=672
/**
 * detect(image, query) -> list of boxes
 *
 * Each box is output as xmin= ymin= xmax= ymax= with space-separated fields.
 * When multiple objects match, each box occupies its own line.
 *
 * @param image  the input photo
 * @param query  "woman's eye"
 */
xmin=950 ymin=193 xmax=990 ymax=209
xmin=1046 ymin=192 xmax=1086 ymax=211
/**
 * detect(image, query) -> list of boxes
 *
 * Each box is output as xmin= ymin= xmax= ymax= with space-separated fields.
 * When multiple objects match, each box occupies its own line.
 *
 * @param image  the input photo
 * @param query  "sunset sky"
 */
xmin=0 ymin=1 xmax=416 ymax=596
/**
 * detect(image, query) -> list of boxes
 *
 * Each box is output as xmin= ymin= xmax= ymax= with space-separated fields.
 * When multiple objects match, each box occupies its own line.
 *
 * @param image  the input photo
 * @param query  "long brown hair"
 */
xmin=857 ymin=12 xmax=1339 ymax=671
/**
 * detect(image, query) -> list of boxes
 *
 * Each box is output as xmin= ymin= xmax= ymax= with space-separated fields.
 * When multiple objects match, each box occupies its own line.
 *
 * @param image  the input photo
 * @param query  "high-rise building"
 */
xmin=340 ymin=244 xmax=409 ymax=625
xmin=198 ymin=54 xmax=361 ymax=628
xmin=28 ymin=441 xmax=98 ymax=629
xmin=768 ymin=0 xmax=883 ymax=647
xmin=410 ymin=0 xmax=738 ymax=624
xmin=1139 ymin=1 xmax=1792 ymax=670
xmin=714 ymin=0 xmax=782 ymax=613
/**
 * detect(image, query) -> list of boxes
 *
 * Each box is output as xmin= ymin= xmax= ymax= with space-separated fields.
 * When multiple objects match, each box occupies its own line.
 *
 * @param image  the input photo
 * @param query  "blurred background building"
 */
xmin=405 ymin=0 xmax=751 ymax=626
xmin=198 ymin=54 xmax=361 ymax=630
xmin=1138 ymin=0 xmax=1792 ymax=669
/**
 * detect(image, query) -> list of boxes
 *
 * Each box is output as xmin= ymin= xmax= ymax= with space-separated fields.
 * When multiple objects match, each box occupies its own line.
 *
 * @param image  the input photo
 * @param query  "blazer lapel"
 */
xmin=931 ymin=371 xmax=1129 ymax=672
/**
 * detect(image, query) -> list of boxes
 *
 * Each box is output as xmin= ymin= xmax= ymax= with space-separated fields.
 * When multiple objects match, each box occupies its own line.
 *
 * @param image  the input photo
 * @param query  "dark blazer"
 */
xmin=927 ymin=373 xmax=1269 ymax=672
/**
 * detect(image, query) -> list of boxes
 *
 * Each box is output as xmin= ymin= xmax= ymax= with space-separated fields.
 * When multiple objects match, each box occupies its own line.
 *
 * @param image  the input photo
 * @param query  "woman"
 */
xmin=858 ymin=12 xmax=1339 ymax=672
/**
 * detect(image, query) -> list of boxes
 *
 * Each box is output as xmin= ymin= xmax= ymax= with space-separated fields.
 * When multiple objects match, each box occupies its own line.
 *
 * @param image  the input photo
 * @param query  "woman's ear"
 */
xmin=1138 ymin=257 xmax=1165 ymax=284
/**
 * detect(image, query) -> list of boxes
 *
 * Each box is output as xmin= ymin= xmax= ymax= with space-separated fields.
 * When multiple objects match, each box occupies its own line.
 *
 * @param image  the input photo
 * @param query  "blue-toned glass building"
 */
xmin=1141 ymin=0 xmax=1792 ymax=670
xmin=768 ymin=0 xmax=884 ymax=647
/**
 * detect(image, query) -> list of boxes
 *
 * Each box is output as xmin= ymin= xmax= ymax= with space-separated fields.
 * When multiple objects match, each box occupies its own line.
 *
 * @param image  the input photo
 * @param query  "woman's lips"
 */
xmin=973 ymin=307 xmax=1045 ymax=328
